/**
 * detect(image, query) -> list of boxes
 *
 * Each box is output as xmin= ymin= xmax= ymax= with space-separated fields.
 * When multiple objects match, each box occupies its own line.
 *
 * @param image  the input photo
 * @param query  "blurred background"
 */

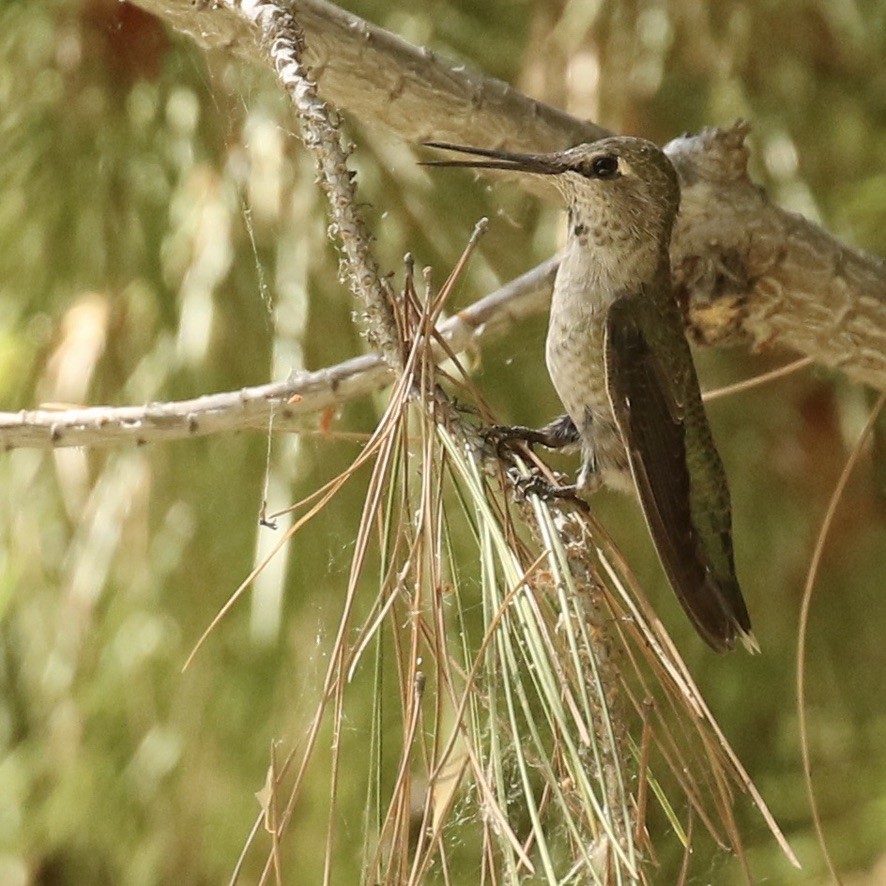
xmin=0 ymin=0 xmax=884 ymax=882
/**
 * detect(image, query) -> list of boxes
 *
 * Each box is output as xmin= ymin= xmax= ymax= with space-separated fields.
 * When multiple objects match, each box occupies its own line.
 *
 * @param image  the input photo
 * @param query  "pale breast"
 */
xmin=545 ymin=244 xmax=615 ymax=428
xmin=545 ymin=302 xmax=608 ymax=428
xmin=544 ymin=249 xmax=632 ymax=490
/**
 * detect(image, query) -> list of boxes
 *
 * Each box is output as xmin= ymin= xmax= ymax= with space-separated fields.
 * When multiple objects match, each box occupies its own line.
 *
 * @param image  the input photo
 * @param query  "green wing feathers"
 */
xmin=604 ymin=294 xmax=755 ymax=652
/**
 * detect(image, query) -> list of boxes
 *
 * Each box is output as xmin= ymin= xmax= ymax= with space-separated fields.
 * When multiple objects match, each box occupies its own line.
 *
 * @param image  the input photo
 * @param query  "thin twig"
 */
xmin=702 ymin=357 xmax=813 ymax=402
xmin=796 ymin=390 xmax=885 ymax=884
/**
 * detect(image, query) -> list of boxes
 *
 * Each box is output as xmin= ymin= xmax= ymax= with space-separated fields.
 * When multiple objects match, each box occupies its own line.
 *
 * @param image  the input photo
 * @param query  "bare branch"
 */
xmin=134 ymin=0 xmax=605 ymax=151
xmin=0 ymin=259 xmax=557 ymax=450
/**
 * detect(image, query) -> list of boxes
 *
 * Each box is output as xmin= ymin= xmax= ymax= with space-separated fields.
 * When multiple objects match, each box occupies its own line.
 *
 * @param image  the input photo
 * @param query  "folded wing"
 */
xmin=604 ymin=293 xmax=754 ymax=652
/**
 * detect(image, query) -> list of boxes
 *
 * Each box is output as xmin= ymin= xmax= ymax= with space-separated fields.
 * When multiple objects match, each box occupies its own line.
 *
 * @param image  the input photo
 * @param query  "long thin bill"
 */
xmin=421 ymin=141 xmax=562 ymax=174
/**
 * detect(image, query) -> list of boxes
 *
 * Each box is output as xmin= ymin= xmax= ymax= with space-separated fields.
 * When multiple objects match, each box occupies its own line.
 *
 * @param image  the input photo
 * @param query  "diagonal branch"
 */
xmin=136 ymin=0 xmax=605 ymax=152
xmin=129 ymin=0 xmax=886 ymax=391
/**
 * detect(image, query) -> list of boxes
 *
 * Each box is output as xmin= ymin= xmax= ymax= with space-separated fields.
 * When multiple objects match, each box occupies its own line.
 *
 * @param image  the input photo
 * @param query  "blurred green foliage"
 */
xmin=0 ymin=0 xmax=884 ymax=883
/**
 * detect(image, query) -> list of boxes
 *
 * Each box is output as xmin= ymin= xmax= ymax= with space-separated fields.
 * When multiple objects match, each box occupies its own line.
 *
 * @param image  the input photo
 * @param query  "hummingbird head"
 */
xmin=423 ymin=136 xmax=680 ymax=249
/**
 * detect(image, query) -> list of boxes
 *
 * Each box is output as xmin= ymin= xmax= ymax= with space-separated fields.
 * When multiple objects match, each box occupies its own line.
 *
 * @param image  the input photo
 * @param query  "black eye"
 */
xmin=588 ymin=154 xmax=620 ymax=179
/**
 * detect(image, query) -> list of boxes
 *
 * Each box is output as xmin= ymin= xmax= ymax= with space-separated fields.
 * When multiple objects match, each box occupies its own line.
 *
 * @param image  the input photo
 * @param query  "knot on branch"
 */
xmin=673 ymin=245 xmax=753 ymax=346
xmin=665 ymin=120 xmax=752 ymax=187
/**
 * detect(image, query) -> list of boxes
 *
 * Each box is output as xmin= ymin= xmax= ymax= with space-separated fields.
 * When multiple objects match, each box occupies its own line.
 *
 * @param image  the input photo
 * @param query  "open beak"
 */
xmin=421 ymin=141 xmax=564 ymax=175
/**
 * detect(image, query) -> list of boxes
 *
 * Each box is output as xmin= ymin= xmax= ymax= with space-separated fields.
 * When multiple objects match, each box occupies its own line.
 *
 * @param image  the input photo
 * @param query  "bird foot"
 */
xmin=511 ymin=471 xmax=590 ymax=511
xmin=483 ymin=414 xmax=580 ymax=454
xmin=483 ymin=423 xmax=548 ymax=452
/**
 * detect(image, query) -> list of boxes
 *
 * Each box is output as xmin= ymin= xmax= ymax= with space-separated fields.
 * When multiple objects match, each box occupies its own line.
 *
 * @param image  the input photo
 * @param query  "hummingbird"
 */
xmin=424 ymin=136 xmax=756 ymax=653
